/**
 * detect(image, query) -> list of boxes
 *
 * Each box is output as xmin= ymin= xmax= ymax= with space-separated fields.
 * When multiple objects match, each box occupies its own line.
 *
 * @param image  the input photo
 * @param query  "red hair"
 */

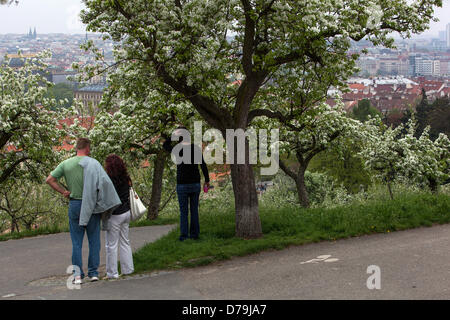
xmin=105 ymin=154 xmax=131 ymax=185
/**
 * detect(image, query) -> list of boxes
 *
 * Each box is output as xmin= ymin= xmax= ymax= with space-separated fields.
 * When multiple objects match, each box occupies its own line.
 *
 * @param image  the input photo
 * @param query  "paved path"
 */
xmin=0 ymin=224 xmax=176 ymax=299
xmin=2 ymin=223 xmax=450 ymax=300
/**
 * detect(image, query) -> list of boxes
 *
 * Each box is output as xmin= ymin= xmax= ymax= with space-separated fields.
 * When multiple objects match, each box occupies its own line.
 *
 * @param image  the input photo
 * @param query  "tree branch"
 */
xmin=0 ymin=156 xmax=30 ymax=185
xmin=112 ymin=0 xmax=133 ymax=20
xmin=152 ymin=60 xmax=233 ymax=130
xmin=241 ymin=0 xmax=256 ymax=76
xmin=279 ymin=159 xmax=297 ymax=180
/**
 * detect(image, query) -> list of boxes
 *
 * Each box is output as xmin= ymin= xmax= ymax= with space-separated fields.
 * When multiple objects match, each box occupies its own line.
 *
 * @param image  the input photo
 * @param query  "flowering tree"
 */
xmin=90 ymin=110 xmax=170 ymax=220
xmin=0 ymin=0 xmax=18 ymax=5
xmin=398 ymin=122 xmax=449 ymax=193
xmin=0 ymin=182 xmax=59 ymax=233
xmin=0 ymin=52 xmax=72 ymax=186
xmin=89 ymin=83 xmax=195 ymax=220
xmin=81 ymin=0 xmax=441 ymax=238
xmin=275 ymin=101 xmax=362 ymax=207
xmin=359 ymin=118 xmax=450 ymax=198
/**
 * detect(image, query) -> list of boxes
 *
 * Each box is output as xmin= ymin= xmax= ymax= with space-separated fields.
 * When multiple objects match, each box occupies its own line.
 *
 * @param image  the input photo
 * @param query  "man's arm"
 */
xmin=46 ymin=175 xmax=70 ymax=198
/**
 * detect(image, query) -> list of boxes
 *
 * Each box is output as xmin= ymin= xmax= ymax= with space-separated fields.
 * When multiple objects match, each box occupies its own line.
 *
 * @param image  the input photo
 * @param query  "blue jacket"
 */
xmin=78 ymin=156 xmax=121 ymax=228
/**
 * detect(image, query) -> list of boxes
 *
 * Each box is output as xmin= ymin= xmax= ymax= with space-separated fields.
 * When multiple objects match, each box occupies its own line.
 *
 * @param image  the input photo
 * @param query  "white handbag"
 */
xmin=129 ymin=187 xmax=147 ymax=221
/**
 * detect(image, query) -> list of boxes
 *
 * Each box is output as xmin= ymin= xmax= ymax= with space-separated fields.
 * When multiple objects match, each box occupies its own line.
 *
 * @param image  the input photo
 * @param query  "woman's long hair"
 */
xmin=105 ymin=154 xmax=131 ymax=186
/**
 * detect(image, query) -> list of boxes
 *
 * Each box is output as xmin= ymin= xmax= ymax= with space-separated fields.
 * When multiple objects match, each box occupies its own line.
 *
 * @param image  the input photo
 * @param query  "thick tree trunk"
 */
xmin=230 ymin=162 xmax=262 ymax=239
xmin=147 ymin=150 xmax=166 ymax=220
xmin=296 ymin=166 xmax=310 ymax=208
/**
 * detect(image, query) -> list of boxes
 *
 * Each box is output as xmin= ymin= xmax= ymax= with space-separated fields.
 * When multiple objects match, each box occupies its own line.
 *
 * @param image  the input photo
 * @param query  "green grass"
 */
xmin=129 ymin=215 xmax=178 ymax=228
xmin=0 ymin=225 xmax=69 ymax=242
xmin=0 ymin=215 xmax=178 ymax=242
xmin=132 ymin=192 xmax=450 ymax=273
xmin=2 ymin=191 xmax=449 ymax=276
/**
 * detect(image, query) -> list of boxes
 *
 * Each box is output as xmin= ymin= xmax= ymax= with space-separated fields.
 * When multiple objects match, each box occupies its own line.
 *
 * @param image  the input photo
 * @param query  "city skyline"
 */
xmin=0 ymin=0 xmax=449 ymax=37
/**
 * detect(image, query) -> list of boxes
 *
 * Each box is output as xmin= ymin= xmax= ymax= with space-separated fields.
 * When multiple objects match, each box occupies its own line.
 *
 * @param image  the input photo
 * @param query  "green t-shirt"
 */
xmin=51 ymin=156 xmax=85 ymax=200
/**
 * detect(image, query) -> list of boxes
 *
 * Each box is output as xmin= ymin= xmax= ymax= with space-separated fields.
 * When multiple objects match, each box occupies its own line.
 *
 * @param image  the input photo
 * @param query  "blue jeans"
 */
xmin=176 ymin=183 xmax=201 ymax=241
xmin=68 ymin=200 xmax=101 ymax=278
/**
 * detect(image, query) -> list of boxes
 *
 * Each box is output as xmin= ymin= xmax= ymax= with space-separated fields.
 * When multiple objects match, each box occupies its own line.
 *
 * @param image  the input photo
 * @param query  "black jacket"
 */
xmin=110 ymin=177 xmax=131 ymax=215
xmin=163 ymin=140 xmax=210 ymax=185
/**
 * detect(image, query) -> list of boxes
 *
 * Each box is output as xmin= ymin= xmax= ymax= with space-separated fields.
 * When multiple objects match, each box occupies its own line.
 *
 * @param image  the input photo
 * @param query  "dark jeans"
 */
xmin=176 ymin=183 xmax=201 ymax=241
xmin=68 ymin=200 xmax=101 ymax=278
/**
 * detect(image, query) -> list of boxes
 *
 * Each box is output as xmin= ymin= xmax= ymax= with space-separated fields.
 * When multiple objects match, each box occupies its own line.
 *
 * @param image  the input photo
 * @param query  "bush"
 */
xmin=0 ymin=181 xmax=68 ymax=234
xmin=260 ymin=171 xmax=351 ymax=208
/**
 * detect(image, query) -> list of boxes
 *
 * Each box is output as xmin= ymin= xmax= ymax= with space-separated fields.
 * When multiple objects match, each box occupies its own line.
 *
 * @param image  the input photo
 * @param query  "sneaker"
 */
xmin=89 ymin=276 xmax=99 ymax=282
xmin=73 ymin=276 xmax=82 ymax=285
xmin=103 ymin=275 xmax=120 ymax=280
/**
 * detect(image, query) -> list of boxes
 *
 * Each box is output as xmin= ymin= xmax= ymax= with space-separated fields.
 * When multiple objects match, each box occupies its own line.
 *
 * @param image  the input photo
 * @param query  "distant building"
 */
xmin=431 ymin=38 xmax=447 ymax=51
xmin=379 ymin=57 xmax=399 ymax=75
xmin=414 ymin=57 xmax=440 ymax=76
xmin=74 ymin=83 xmax=107 ymax=114
xmin=433 ymin=60 xmax=440 ymax=76
xmin=357 ymin=56 xmax=378 ymax=76
xmin=50 ymin=68 xmax=77 ymax=85
xmin=447 ymin=23 xmax=450 ymax=48
xmin=408 ymin=54 xmax=416 ymax=76
xmin=51 ymin=73 xmax=75 ymax=85
xmin=5 ymin=53 xmax=37 ymax=69
xmin=440 ymin=60 xmax=450 ymax=76
xmin=27 ymin=27 xmax=37 ymax=40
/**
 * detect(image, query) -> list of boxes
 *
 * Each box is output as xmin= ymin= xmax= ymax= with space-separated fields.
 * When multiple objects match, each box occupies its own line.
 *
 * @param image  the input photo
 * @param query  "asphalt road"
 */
xmin=2 ymin=223 xmax=450 ymax=300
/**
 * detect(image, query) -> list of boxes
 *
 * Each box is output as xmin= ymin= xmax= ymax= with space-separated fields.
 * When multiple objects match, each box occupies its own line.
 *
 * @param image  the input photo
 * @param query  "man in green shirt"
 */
xmin=46 ymin=138 xmax=100 ymax=284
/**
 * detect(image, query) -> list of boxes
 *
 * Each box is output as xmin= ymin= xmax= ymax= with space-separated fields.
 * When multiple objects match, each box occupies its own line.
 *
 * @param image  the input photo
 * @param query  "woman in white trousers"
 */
xmin=104 ymin=154 xmax=134 ymax=279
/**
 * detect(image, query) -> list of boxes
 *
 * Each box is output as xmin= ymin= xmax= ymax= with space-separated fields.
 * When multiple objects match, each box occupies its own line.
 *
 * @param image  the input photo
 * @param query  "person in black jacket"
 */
xmin=163 ymin=127 xmax=210 ymax=241
xmin=104 ymin=154 xmax=134 ymax=278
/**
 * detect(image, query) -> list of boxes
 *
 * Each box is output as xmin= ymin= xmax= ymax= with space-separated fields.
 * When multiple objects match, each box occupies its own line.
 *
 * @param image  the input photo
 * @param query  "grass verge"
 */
xmin=132 ymin=192 xmax=450 ymax=273
xmin=0 ymin=225 xmax=69 ymax=242
xmin=0 ymin=215 xmax=178 ymax=242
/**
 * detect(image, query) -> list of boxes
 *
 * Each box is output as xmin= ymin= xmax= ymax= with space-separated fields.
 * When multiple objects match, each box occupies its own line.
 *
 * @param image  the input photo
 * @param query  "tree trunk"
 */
xmin=25 ymin=221 xmax=33 ymax=231
xmin=10 ymin=218 xmax=19 ymax=233
xmin=387 ymin=182 xmax=394 ymax=200
xmin=429 ymin=177 xmax=438 ymax=194
xmin=279 ymin=159 xmax=310 ymax=208
xmin=296 ymin=166 xmax=310 ymax=208
xmin=230 ymin=162 xmax=262 ymax=239
xmin=147 ymin=149 xmax=166 ymax=220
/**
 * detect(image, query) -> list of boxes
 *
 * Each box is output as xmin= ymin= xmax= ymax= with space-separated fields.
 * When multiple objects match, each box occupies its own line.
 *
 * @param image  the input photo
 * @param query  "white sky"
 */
xmin=0 ymin=0 xmax=449 ymax=36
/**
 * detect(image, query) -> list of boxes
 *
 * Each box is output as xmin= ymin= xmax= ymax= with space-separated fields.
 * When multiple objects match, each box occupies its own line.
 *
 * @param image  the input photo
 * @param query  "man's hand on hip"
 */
xmin=62 ymin=190 xmax=71 ymax=198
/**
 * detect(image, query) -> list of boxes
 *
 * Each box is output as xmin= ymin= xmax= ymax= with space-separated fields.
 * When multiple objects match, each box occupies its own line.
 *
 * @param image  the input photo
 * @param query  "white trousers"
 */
xmin=105 ymin=210 xmax=134 ymax=278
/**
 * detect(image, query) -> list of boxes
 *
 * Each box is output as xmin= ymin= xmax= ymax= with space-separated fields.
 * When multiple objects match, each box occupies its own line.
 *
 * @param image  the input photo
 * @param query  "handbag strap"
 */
xmin=130 ymin=186 xmax=139 ymax=200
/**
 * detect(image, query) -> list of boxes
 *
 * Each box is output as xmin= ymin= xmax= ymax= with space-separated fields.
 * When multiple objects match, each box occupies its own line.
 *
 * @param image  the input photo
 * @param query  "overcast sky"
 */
xmin=0 ymin=0 xmax=449 ymax=37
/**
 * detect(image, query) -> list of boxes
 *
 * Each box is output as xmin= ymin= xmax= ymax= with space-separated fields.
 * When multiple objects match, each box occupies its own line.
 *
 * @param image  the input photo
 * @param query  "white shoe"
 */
xmin=89 ymin=276 xmax=99 ymax=282
xmin=73 ymin=276 xmax=82 ymax=285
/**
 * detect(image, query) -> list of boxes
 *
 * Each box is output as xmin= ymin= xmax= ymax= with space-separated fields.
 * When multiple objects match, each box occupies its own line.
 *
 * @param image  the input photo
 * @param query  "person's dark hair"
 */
xmin=76 ymin=138 xmax=91 ymax=151
xmin=105 ymin=154 xmax=131 ymax=185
